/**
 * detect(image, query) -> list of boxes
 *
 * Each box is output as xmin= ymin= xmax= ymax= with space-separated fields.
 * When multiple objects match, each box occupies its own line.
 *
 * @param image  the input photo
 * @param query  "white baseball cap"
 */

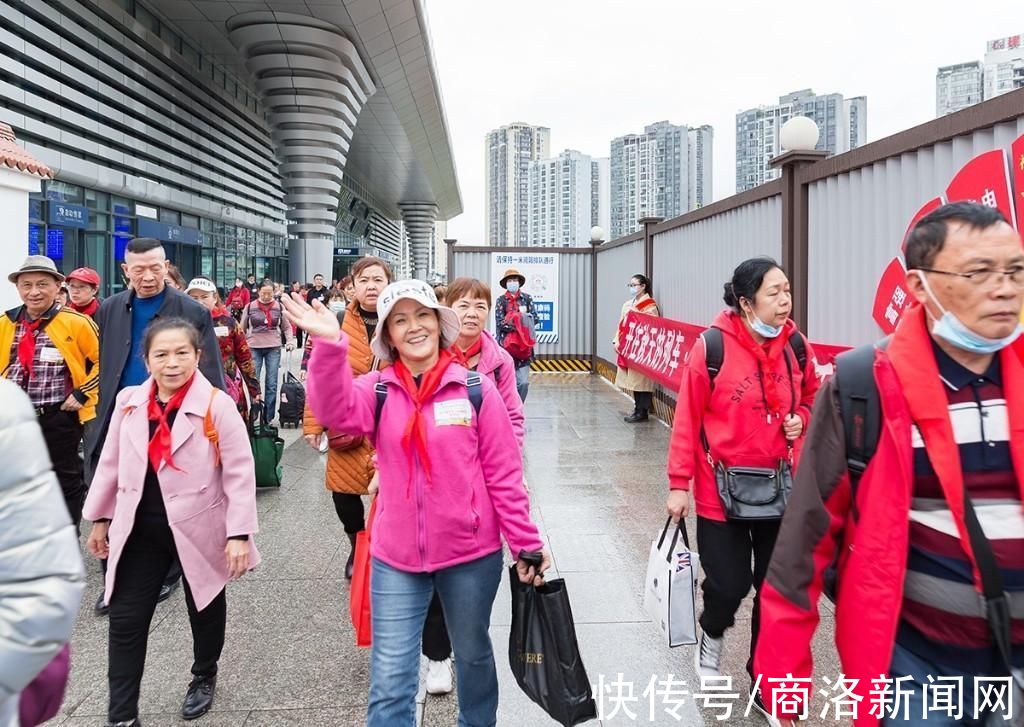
xmin=185 ymin=277 xmax=217 ymax=294
xmin=371 ymin=279 xmax=461 ymax=361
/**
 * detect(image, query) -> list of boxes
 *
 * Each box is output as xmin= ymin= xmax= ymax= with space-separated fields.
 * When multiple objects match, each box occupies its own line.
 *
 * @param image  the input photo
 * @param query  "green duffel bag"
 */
xmin=249 ymin=403 xmax=284 ymax=488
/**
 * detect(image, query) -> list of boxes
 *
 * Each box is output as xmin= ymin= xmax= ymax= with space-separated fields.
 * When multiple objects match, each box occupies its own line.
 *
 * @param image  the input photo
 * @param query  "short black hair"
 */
xmin=723 ymin=257 xmax=784 ymax=312
xmin=126 ymin=237 xmax=163 ymax=255
xmin=905 ymin=201 xmax=1009 ymax=270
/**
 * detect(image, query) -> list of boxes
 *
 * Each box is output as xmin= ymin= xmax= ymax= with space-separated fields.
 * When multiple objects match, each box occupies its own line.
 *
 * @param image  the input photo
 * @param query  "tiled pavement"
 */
xmin=47 ymin=372 xmax=843 ymax=726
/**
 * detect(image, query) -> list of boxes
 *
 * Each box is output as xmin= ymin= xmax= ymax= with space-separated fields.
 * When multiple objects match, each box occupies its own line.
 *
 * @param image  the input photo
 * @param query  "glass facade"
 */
xmin=27 ymin=180 xmax=287 ymax=298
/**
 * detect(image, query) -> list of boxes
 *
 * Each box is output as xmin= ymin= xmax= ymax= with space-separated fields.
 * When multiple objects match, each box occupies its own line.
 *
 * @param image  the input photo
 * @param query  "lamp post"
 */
xmin=589 ymin=225 xmax=605 ymax=375
xmin=771 ymin=116 xmax=827 ymax=330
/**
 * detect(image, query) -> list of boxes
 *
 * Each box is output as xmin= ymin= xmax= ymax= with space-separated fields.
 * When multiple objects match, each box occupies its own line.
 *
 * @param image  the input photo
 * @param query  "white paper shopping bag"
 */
xmin=643 ymin=517 xmax=699 ymax=647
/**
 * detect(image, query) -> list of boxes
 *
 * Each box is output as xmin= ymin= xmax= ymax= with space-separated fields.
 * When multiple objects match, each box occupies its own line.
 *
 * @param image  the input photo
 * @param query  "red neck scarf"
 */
xmin=256 ymin=300 xmax=276 ymax=326
xmin=505 ymin=290 xmax=521 ymax=305
xmin=147 ymin=374 xmax=196 ymax=473
xmin=729 ymin=313 xmax=792 ymax=421
xmin=451 ymin=337 xmax=483 ymax=368
xmin=392 ymin=349 xmax=455 ymax=484
xmin=70 ymin=298 xmax=99 ymax=317
xmin=16 ymin=311 xmax=48 ymax=381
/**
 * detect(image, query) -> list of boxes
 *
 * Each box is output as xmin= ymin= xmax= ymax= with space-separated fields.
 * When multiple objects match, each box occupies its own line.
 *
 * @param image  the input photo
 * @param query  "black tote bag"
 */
xmin=508 ymin=564 xmax=597 ymax=726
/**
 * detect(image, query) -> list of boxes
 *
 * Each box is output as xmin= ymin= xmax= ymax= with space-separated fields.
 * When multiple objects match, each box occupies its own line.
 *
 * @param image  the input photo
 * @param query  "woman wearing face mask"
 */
xmin=282 ymin=279 xmax=548 ymax=727
xmin=664 ymin=257 xmax=820 ymax=713
xmin=83 ymin=317 xmax=260 ymax=727
xmin=614 ymin=273 xmax=660 ymax=422
xmin=186 ymin=277 xmax=261 ymax=419
xmin=327 ymin=291 xmax=348 ymax=314
xmin=300 ymin=257 xmax=392 ymax=580
xmin=224 ymin=278 xmax=250 ymax=321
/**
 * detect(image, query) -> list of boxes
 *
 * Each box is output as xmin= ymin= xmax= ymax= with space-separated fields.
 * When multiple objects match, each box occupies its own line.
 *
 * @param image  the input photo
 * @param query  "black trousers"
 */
xmin=696 ymin=516 xmax=780 ymax=679
xmin=332 ymin=492 xmax=365 ymax=535
xmin=38 ymin=406 xmax=85 ymax=526
xmin=107 ymin=514 xmax=226 ymax=722
xmin=634 ymin=390 xmax=653 ymax=415
xmin=422 ymin=591 xmax=452 ymax=661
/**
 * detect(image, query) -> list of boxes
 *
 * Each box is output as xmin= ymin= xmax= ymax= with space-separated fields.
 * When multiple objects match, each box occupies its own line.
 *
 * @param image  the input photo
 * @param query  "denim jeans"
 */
xmin=515 ymin=364 xmax=529 ymax=402
xmin=251 ymin=346 xmax=280 ymax=420
xmin=883 ymin=643 xmax=1020 ymax=726
xmin=367 ymin=550 xmax=503 ymax=727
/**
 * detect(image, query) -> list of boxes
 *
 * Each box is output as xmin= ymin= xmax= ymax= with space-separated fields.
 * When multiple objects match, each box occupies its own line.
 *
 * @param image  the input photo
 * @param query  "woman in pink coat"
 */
xmin=84 ymin=317 xmax=260 ymax=727
xmin=281 ymin=280 xmax=549 ymax=727
xmin=417 ymin=275 xmax=527 ymax=695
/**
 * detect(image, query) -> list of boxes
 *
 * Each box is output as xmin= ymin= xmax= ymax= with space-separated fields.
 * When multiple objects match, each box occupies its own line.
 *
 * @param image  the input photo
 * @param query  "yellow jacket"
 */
xmin=0 ymin=305 xmax=100 ymax=423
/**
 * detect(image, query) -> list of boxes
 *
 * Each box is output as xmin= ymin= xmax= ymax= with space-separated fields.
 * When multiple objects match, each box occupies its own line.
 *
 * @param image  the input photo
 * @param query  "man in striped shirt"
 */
xmin=755 ymin=202 xmax=1024 ymax=726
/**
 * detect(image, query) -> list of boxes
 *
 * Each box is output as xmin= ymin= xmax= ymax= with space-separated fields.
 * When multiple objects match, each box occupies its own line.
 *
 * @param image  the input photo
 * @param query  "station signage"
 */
xmin=137 ymin=218 xmax=201 ymax=246
xmin=48 ymin=202 xmax=88 ymax=229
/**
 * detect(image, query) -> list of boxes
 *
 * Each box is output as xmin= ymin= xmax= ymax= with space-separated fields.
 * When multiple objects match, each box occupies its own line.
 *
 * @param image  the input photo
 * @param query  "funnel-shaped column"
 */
xmin=228 ymin=12 xmax=375 ymax=282
xmin=399 ymin=202 xmax=438 ymax=281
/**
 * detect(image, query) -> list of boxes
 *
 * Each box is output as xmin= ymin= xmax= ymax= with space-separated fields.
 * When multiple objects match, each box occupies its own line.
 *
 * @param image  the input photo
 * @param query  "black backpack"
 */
xmin=701 ymin=326 xmax=808 ymax=389
xmin=822 ymin=339 xmax=888 ymax=600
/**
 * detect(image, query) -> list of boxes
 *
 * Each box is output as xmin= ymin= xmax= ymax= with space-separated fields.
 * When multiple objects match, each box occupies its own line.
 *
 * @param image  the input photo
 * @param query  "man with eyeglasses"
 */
xmin=85 ymin=237 xmax=225 ymax=616
xmin=756 ymin=202 xmax=1023 ymax=726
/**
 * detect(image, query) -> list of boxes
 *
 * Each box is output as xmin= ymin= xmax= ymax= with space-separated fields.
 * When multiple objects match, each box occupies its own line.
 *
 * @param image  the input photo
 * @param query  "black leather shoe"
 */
xmin=345 ymin=533 xmax=358 ymax=580
xmin=157 ymin=580 xmax=178 ymax=603
xmin=181 ymin=674 xmax=216 ymax=720
xmin=624 ymin=412 xmax=649 ymax=423
xmin=95 ymin=592 xmax=110 ymax=616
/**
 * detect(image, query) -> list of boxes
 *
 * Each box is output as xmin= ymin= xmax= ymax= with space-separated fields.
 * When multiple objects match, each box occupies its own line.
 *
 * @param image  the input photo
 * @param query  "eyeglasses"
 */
xmin=917 ymin=266 xmax=1024 ymax=287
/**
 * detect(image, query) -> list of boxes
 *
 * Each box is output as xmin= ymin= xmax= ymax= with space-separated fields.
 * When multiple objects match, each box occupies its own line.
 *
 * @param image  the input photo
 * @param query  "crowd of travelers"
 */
xmin=1 ymin=200 xmax=1021 ymax=726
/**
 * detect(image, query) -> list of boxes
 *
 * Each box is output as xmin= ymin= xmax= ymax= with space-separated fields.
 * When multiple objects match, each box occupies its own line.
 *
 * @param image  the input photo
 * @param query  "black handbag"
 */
xmin=702 ymin=348 xmax=796 ymax=521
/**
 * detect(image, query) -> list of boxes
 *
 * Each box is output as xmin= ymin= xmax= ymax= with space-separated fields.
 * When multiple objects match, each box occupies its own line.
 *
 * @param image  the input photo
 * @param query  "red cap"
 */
xmin=66 ymin=267 xmax=100 ymax=286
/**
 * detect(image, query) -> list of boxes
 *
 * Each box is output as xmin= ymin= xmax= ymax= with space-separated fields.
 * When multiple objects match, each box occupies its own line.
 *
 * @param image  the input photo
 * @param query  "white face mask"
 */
xmin=916 ymin=272 xmax=1023 ymax=354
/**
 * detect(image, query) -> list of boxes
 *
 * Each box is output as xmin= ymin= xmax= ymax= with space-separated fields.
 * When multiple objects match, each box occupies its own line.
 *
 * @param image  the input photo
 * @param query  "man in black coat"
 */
xmin=85 ymin=237 xmax=225 ymax=615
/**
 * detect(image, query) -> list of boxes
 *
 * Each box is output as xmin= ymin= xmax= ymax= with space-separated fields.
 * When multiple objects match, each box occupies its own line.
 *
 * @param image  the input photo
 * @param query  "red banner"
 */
xmin=872 ymin=257 xmax=916 ymax=334
xmin=617 ymin=312 xmax=850 ymax=390
xmin=944 ymin=148 xmax=1016 ymax=230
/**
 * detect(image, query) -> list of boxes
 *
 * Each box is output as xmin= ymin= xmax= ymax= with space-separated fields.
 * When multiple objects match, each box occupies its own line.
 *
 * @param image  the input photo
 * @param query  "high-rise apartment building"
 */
xmin=936 ymin=62 xmax=984 ymax=116
xmin=591 ymin=157 xmax=611 ymax=238
xmin=688 ymin=126 xmax=714 ymax=209
xmin=983 ymin=34 xmax=1024 ymax=100
xmin=935 ymin=35 xmax=1023 ymax=117
xmin=485 ymin=123 xmax=550 ymax=246
xmin=735 ymin=89 xmax=867 ymax=193
xmin=527 ymin=150 xmax=594 ymax=248
xmin=609 ymin=121 xmax=713 ymax=239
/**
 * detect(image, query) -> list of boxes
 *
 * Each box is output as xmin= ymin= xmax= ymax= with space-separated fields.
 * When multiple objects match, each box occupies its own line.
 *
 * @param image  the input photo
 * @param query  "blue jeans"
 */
xmin=368 ymin=550 xmax=503 ymax=727
xmin=515 ymin=365 xmax=529 ymax=402
xmin=883 ymin=643 xmax=1019 ymax=725
xmin=251 ymin=347 xmax=280 ymax=420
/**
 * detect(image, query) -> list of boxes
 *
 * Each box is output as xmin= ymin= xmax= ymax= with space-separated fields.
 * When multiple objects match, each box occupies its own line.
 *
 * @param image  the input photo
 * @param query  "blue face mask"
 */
xmin=918 ymin=272 xmax=1023 ymax=354
xmin=746 ymin=310 xmax=784 ymax=339
xmin=506 ymin=282 xmax=520 ymax=294
xmin=628 ymin=285 xmax=639 ymax=297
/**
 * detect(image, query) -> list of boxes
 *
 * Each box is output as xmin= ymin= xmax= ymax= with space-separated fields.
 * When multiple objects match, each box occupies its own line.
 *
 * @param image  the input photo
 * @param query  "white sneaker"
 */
xmin=425 ymin=658 xmax=453 ymax=695
xmin=693 ymin=630 xmax=724 ymax=678
xmin=750 ymin=687 xmax=783 ymax=727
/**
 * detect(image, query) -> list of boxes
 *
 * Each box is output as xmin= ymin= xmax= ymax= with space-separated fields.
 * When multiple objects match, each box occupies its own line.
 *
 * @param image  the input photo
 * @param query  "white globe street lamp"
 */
xmin=780 ymin=116 xmax=820 ymax=152
xmin=590 ymin=225 xmax=605 ymax=243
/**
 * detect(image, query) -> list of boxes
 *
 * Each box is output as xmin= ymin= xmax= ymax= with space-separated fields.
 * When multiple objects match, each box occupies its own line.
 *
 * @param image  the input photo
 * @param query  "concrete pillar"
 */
xmin=227 ymin=12 xmax=376 ymax=284
xmin=399 ymin=202 xmax=438 ymax=281
xmin=0 ymin=123 xmax=51 ymax=311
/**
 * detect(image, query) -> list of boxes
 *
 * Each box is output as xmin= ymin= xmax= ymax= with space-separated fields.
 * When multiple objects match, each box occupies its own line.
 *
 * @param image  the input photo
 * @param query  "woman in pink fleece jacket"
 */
xmin=281 ymin=280 xmax=549 ymax=727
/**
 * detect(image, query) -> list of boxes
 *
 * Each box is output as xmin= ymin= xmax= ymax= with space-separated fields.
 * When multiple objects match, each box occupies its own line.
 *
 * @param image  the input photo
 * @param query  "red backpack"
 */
xmin=502 ymin=309 xmax=536 ymax=361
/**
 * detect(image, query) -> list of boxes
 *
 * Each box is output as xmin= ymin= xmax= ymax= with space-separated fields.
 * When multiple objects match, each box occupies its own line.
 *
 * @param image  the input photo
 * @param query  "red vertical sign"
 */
xmin=872 ymin=258 xmax=916 ymax=335
xmin=1012 ymin=134 xmax=1024 ymax=235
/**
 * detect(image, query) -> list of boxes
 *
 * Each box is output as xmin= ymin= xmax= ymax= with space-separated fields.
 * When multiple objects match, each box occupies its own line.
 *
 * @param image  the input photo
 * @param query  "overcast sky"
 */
xmin=424 ymin=0 xmax=1020 ymax=243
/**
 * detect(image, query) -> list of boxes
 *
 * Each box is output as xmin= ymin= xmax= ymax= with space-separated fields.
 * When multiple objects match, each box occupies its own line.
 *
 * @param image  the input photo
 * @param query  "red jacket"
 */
xmin=755 ymin=307 xmax=1024 ymax=725
xmin=667 ymin=309 xmax=820 ymax=521
xmin=225 ymin=285 xmax=250 ymax=311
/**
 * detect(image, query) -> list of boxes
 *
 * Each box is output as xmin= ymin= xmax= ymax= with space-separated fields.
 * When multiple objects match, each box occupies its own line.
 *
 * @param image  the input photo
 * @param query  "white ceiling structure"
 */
xmin=151 ymin=0 xmax=462 ymax=220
